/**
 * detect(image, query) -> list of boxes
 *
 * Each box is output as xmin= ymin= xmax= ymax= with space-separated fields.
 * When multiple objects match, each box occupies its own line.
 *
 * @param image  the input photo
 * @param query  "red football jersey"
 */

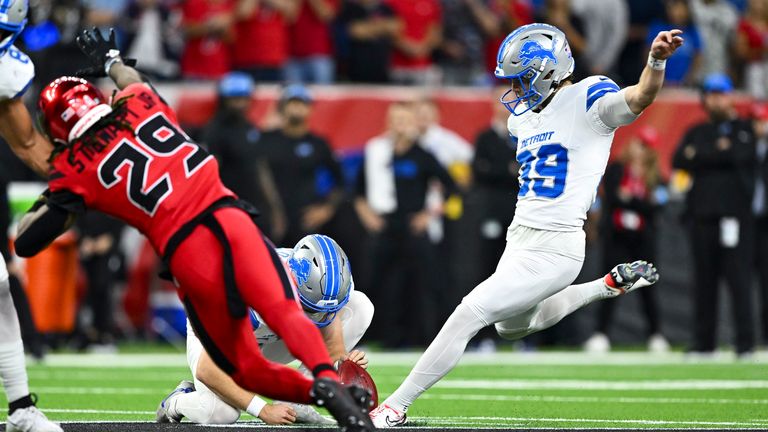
xmin=48 ymin=83 xmax=235 ymax=256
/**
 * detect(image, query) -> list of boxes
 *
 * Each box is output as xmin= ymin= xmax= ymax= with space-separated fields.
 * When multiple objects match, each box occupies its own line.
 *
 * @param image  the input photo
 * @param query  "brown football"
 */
xmin=338 ymin=359 xmax=379 ymax=408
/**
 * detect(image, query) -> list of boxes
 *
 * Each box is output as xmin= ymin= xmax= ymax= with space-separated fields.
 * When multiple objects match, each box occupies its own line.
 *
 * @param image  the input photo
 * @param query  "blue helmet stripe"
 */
xmin=320 ymin=235 xmax=341 ymax=299
xmin=315 ymin=235 xmax=334 ymax=301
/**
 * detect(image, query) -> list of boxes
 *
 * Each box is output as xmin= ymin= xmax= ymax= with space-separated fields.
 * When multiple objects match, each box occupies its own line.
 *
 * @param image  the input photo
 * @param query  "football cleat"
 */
xmin=370 ymin=403 xmax=407 ymax=428
xmin=310 ymin=378 xmax=374 ymax=432
xmin=6 ymin=404 xmax=63 ymax=432
xmin=156 ymin=380 xmax=194 ymax=423
xmin=604 ymin=260 xmax=659 ymax=296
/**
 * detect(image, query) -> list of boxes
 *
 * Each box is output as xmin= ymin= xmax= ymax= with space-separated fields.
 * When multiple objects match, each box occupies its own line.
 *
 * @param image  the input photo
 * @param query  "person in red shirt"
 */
xmin=231 ymin=0 xmax=298 ymax=82
xmin=734 ymin=0 xmax=768 ymax=99
xmin=285 ymin=0 xmax=340 ymax=84
xmin=386 ymin=0 xmax=442 ymax=85
xmin=15 ymin=28 xmax=374 ymax=432
xmin=180 ymin=0 xmax=234 ymax=79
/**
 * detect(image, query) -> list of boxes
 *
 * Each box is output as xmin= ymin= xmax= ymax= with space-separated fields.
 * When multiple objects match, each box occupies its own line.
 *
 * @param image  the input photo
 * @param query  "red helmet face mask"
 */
xmin=38 ymin=77 xmax=111 ymax=145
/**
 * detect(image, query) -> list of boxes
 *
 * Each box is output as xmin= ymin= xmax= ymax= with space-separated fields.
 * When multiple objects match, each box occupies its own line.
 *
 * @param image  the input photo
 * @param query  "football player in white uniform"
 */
xmin=0 ymin=1 xmax=62 ymax=431
xmin=371 ymin=23 xmax=683 ymax=427
xmin=156 ymin=234 xmax=374 ymax=425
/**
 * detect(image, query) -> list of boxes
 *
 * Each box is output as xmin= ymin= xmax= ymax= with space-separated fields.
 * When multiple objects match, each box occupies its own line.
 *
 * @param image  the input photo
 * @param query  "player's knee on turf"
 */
xmin=196 ymin=390 xmax=241 ymax=424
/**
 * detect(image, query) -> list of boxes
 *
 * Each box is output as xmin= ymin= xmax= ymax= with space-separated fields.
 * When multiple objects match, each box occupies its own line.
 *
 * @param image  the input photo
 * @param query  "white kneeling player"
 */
xmin=371 ymin=23 xmax=684 ymax=427
xmin=156 ymin=234 xmax=374 ymax=425
xmin=0 ymin=1 xmax=62 ymax=431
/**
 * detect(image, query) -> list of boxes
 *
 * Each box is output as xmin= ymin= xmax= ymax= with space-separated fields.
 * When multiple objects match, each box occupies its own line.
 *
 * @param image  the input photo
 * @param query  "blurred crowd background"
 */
xmin=2 ymin=0 xmax=768 ymax=359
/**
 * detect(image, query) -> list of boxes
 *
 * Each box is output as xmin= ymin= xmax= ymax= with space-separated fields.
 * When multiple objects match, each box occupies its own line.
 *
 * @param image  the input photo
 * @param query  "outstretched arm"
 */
xmin=624 ymin=29 xmax=684 ymax=115
xmin=76 ymin=28 xmax=143 ymax=90
xmin=0 ymin=99 xmax=54 ymax=177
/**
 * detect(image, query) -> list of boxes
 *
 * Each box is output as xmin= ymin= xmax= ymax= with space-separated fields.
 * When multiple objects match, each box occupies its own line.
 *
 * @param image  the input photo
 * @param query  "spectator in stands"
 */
xmin=414 ymin=98 xmax=473 ymax=185
xmin=584 ymin=128 xmax=669 ymax=353
xmin=485 ymin=0 xmax=534 ymax=76
xmin=570 ymin=0 xmax=628 ymax=78
xmin=259 ymin=85 xmax=345 ymax=245
xmin=75 ymin=214 xmax=124 ymax=352
xmin=439 ymin=0 xmax=500 ymax=85
xmin=286 ymin=0 xmax=340 ymax=84
xmin=690 ymin=0 xmax=739 ymax=79
xmin=469 ymin=86 xmax=520 ymax=287
xmin=646 ymin=0 xmax=702 ymax=86
xmin=355 ymin=102 xmax=457 ymax=347
xmin=179 ymin=0 xmax=234 ymax=79
xmin=122 ymin=0 xmax=182 ymax=80
xmin=672 ymin=74 xmax=756 ymax=357
xmin=337 ymin=0 xmax=400 ymax=83
xmin=734 ymin=0 xmax=768 ymax=98
xmin=232 ymin=0 xmax=298 ymax=82
xmin=202 ymin=73 xmax=286 ymax=239
xmin=618 ymin=0 xmax=666 ymax=85
xmin=537 ymin=0 xmax=588 ymax=80
xmin=751 ymin=103 xmax=768 ymax=346
xmin=388 ymin=0 xmax=443 ymax=85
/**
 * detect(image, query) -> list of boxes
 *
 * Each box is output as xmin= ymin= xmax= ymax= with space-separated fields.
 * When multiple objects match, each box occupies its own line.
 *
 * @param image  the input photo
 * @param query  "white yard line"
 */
xmin=35 ymin=351 xmax=768 ymax=368
xmin=434 ymin=379 xmax=768 ymax=390
xmin=30 ymin=410 xmax=768 ymax=428
xmin=418 ymin=393 xmax=768 ymax=405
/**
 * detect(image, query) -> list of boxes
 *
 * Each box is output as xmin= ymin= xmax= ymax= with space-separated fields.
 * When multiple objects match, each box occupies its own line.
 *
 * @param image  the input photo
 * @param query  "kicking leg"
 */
xmin=373 ymin=230 xmax=584 ymax=426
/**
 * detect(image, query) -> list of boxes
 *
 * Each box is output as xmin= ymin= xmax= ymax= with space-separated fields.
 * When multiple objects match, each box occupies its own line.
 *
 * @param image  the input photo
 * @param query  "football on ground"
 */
xmin=338 ymin=359 xmax=379 ymax=408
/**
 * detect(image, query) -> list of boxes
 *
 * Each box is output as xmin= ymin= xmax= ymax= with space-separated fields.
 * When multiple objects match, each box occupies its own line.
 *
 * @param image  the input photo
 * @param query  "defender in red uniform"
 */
xmin=15 ymin=29 xmax=373 ymax=432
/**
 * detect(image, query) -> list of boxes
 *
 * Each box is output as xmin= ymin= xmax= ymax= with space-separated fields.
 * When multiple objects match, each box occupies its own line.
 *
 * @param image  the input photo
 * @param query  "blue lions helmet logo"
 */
xmin=289 ymin=257 xmax=311 ymax=286
xmin=518 ymin=40 xmax=558 ymax=67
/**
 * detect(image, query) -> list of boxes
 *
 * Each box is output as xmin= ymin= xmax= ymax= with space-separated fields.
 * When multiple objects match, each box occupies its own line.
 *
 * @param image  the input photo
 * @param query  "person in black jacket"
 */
xmin=202 ymin=73 xmax=285 ymax=239
xmin=469 ymin=87 xmax=520 ymax=293
xmin=258 ymin=85 xmax=345 ymax=245
xmin=355 ymin=102 xmax=458 ymax=347
xmin=751 ymin=103 xmax=768 ymax=346
xmin=584 ymin=128 xmax=669 ymax=353
xmin=672 ymin=74 xmax=757 ymax=356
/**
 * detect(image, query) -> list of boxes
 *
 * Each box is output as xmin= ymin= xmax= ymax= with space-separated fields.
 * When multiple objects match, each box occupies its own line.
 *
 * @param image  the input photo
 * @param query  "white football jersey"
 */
xmin=0 ymin=45 xmax=34 ymax=101
xmin=508 ymin=75 xmax=624 ymax=231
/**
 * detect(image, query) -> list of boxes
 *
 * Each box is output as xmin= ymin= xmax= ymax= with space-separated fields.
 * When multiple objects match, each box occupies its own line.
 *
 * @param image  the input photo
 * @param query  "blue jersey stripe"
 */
xmin=586 ymin=81 xmax=620 ymax=111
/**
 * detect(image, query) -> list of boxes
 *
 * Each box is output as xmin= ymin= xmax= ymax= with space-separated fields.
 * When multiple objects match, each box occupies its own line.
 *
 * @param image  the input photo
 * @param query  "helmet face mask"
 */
xmin=495 ymin=23 xmax=575 ymax=116
xmin=289 ymin=235 xmax=353 ymax=329
xmin=0 ymin=0 xmax=29 ymax=55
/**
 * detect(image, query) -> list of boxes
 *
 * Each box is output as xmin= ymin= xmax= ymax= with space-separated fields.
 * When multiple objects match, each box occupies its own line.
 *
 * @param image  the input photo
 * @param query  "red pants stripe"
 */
xmin=169 ymin=207 xmax=335 ymax=404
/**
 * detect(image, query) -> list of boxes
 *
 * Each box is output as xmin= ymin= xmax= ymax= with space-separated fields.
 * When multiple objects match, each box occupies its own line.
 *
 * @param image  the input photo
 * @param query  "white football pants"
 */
xmin=178 ymin=290 xmax=375 ymax=424
xmin=0 ymin=253 xmax=30 ymax=403
xmin=386 ymin=224 xmax=611 ymax=411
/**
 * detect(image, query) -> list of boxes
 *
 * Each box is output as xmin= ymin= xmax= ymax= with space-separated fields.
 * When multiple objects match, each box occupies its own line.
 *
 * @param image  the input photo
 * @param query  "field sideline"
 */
xmin=2 ymin=351 xmax=768 ymax=431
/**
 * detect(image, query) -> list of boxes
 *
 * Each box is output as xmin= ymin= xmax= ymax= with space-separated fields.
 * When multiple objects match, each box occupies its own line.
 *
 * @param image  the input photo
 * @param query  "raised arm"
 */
xmin=76 ymin=28 xmax=143 ymax=90
xmin=624 ymin=29 xmax=684 ymax=115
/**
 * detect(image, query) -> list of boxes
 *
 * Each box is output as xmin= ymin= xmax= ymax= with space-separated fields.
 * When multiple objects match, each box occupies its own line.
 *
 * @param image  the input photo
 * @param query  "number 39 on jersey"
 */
xmin=517 ymin=142 xmax=569 ymax=199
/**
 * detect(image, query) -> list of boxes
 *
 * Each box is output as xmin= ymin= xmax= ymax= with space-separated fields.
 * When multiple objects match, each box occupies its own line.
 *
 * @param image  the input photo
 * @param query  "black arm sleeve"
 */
xmin=14 ymin=190 xmax=85 ymax=258
xmin=425 ymin=151 xmax=458 ymax=195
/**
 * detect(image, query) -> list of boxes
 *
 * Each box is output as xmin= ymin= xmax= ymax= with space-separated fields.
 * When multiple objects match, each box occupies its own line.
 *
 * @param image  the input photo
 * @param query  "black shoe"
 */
xmin=347 ymin=384 xmax=374 ymax=414
xmin=311 ymin=378 xmax=374 ymax=432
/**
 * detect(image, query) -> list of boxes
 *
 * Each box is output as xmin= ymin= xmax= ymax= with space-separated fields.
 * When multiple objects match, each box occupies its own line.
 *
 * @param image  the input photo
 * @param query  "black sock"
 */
xmin=8 ymin=394 xmax=34 ymax=415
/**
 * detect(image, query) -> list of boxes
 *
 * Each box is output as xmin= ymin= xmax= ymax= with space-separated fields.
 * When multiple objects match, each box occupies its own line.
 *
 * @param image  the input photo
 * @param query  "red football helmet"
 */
xmin=38 ymin=76 xmax=111 ymax=145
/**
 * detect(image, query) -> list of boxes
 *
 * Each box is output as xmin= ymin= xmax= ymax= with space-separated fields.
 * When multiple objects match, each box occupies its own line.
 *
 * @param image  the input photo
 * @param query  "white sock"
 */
xmin=171 ymin=390 xmax=240 ymax=424
xmin=496 ymin=278 xmax=608 ymax=340
xmin=386 ymin=303 xmax=486 ymax=412
xmin=0 ymin=273 xmax=29 ymax=403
